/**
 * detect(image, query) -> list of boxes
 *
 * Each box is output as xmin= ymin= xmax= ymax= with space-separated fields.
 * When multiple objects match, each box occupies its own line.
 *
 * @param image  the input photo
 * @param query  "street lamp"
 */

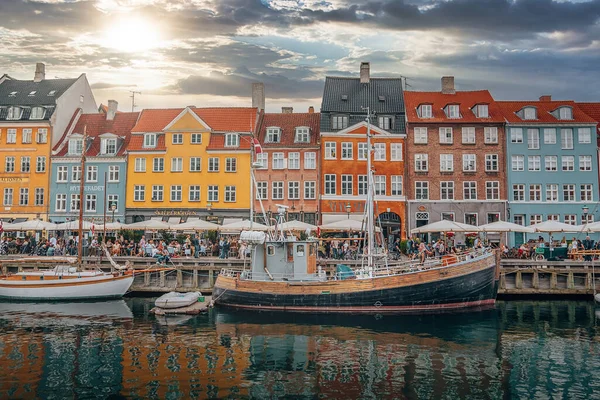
xmin=582 ymin=205 xmax=589 ymax=223
xmin=346 ymin=202 xmax=351 ymax=219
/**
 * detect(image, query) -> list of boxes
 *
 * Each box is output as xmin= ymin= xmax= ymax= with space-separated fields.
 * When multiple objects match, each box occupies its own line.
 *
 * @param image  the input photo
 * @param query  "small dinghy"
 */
xmin=155 ymin=291 xmax=202 ymax=309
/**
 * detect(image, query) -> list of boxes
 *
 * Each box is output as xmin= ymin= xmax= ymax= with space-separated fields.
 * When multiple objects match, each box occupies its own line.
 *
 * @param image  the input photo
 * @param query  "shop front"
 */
xmin=125 ymin=208 xmax=250 ymax=226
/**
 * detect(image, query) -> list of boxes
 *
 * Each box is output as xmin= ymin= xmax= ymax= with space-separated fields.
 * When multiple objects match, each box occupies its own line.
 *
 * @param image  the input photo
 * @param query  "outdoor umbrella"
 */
xmin=529 ymin=220 xmax=581 ymax=233
xmin=278 ymin=220 xmax=318 ymax=231
xmin=410 ymin=220 xmax=479 ymax=234
xmin=124 ymin=219 xmax=172 ymax=230
xmin=478 ymin=220 xmax=534 ymax=233
xmin=95 ymin=222 xmax=125 ymax=231
xmin=171 ymin=219 xmax=220 ymax=231
xmin=219 ymin=220 xmax=270 ymax=232
xmin=319 ymin=219 xmax=381 ymax=232
xmin=52 ymin=220 xmax=96 ymax=231
xmin=576 ymin=221 xmax=600 ymax=233
xmin=4 ymin=220 xmax=57 ymax=231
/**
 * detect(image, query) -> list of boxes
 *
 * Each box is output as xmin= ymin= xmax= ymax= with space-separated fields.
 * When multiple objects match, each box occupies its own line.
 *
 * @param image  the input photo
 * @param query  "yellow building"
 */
xmin=125 ymin=107 xmax=257 ymax=223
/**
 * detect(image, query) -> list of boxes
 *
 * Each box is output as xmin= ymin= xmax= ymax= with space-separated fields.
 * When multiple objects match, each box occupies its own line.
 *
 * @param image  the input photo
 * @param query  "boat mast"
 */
xmin=365 ymin=108 xmax=374 ymax=268
xmin=77 ymin=126 xmax=87 ymax=267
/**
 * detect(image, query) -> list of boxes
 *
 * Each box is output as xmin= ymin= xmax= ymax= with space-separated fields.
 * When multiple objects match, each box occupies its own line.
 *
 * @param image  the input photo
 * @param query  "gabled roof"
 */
xmin=404 ymin=90 xmax=504 ymax=123
xmin=257 ymin=112 xmax=321 ymax=147
xmin=131 ymin=108 xmax=183 ymax=133
xmin=321 ymin=77 xmax=404 ymax=114
xmin=497 ymin=100 xmax=597 ymax=124
xmin=132 ymin=107 xmax=258 ymax=133
xmin=578 ymin=103 xmax=600 ymax=133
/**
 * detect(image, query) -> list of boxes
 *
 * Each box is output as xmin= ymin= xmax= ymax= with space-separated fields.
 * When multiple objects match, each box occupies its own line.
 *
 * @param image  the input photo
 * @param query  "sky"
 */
xmin=1 ymin=0 xmax=599 ymax=112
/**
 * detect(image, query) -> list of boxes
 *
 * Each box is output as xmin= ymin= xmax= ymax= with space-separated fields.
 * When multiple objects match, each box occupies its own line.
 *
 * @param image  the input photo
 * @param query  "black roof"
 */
xmin=321 ymin=77 xmax=405 ymax=114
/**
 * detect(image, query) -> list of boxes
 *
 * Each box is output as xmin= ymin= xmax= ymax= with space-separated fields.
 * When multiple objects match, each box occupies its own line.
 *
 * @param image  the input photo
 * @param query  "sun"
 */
xmin=103 ymin=17 xmax=161 ymax=53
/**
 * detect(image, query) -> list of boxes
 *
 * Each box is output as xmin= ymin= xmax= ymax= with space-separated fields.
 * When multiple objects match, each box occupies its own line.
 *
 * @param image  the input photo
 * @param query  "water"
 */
xmin=0 ymin=300 xmax=599 ymax=399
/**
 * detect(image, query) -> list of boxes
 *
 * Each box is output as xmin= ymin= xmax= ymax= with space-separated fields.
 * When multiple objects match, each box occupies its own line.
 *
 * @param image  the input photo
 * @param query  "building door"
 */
xmin=513 ymin=214 xmax=525 ymax=246
xmin=415 ymin=212 xmax=429 ymax=243
xmin=377 ymin=212 xmax=401 ymax=241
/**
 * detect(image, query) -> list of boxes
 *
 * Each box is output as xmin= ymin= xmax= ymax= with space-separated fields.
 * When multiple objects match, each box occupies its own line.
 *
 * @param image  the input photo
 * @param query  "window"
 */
xmin=266 ymin=128 xmax=281 ymax=143
xmin=485 ymin=154 xmax=498 ymax=172
xmin=304 ymin=152 xmax=316 ymax=169
xmin=272 ymin=153 xmax=284 ymax=169
xmin=304 ymin=181 xmax=316 ymax=199
xmin=529 ymin=184 xmax=541 ymax=202
xmin=108 ymin=165 xmax=119 ymax=182
xmin=134 ymin=158 xmax=146 ymax=172
xmin=378 ymin=116 xmax=393 ymax=130
xmin=465 ymin=213 xmax=478 ymax=226
xmin=30 ymin=107 xmax=45 ymax=120
xmin=564 ymin=215 xmax=577 ymax=225
xmin=208 ymin=158 xmax=219 ymax=172
xmin=510 ymin=128 xmax=523 ymax=143
xmin=143 ymin=133 xmax=156 ymax=148
xmin=545 ymin=156 xmax=557 ymax=172
xmin=20 ymin=156 xmax=30 ymax=173
xmin=295 ymin=127 xmax=310 ymax=143
xmin=463 ymin=154 xmax=476 ymax=172
xmin=107 ymin=194 xmax=119 ymax=211
xmin=358 ymin=143 xmax=368 ymax=160
xmin=415 ymin=154 xmax=428 ymax=172
xmin=446 ymin=104 xmax=460 ymax=119
xmin=561 ymin=156 xmax=574 ymax=172
xmin=341 ymin=143 xmax=353 ymax=160
xmin=475 ymin=104 xmax=489 ymax=118
xmin=580 ymin=156 xmax=592 ymax=171
xmin=484 ymin=127 xmax=498 ymax=144
xmin=419 ymin=104 xmax=432 ymax=118
xmin=462 ymin=127 xmax=475 ymax=144
xmin=441 ymin=181 xmax=454 ymax=200
xmin=225 ymin=186 xmax=236 ymax=202
xmin=546 ymin=184 xmax=558 ymax=202
xmin=341 ymin=175 xmax=353 ymax=195
xmin=71 ymin=166 xmax=81 ymax=182
xmin=374 ymin=143 xmax=386 ymax=161
xmin=171 ymin=133 xmax=183 ymax=144
xmin=511 ymin=155 xmax=524 ymax=171
xmin=548 ymin=214 xmax=560 ymax=221
xmin=56 ymin=194 xmax=67 ymax=212
xmin=152 ymin=185 xmax=163 ymax=202
xmin=513 ymin=215 xmax=525 ymax=226
xmin=57 ymin=166 xmax=68 ymax=182
xmin=191 ymin=133 xmax=202 ymax=144
xmin=68 ymin=138 xmax=83 ymax=155
xmin=189 ymin=157 xmax=201 ymax=172
xmin=415 ymin=181 xmax=429 ymax=200
xmin=390 ymin=176 xmax=403 ymax=196
xmin=70 ymin=194 xmax=80 ymax=211
xmin=563 ymin=184 xmax=575 ymax=201
xmin=486 ymin=181 xmax=500 ymax=200
xmin=391 ymin=143 xmax=402 ymax=161
xmin=19 ymin=188 xmax=28 ymax=206
xmin=487 ymin=213 xmax=500 ymax=224
xmin=530 ymin=215 xmax=542 ymax=225
xmin=325 ymin=142 xmax=336 ymax=159
xmin=523 ymin=107 xmax=536 ymax=120
xmin=3 ymin=188 xmax=13 ymax=206
xmin=544 ymin=128 xmax=556 ymax=144
xmin=36 ymin=156 xmax=46 ymax=173
xmin=86 ymin=166 xmax=98 ymax=182
xmin=170 ymin=185 xmax=182 ymax=202
xmin=272 ymin=182 xmax=284 ymax=200
xmin=440 ymin=154 xmax=453 ymax=172
xmin=358 ymin=175 xmax=368 ymax=195
xmin=85 ymin=194 xmax=97 ymax=212
xmin=414 ymin=127 xmax=428 ymax=144
xmin=102 ymin=138 xmax=117 ymax=154
xmin=134 ymin=185 xmax=145 ymax=201
xmin=527 ymin=129 xmax=539 ymax=149
xmin=463 ymin=182 xmax=477 ymax=200
xmin=559 ymin=107 xmax=573 ymax=120
xmin=5 ymin=156 xmax=15 ymax=172
xmin=171 ymin=157 xmax=183 ymax=172
xmin=225 ymin=133 xmax=239 ymax=147
xmin=578 ymin=128 xmax=592 ymax=144
xmin=528 ymin=156 xmax=541 ymax=171
xmin=22 ymin=128 xmax=32 ymax=144
xmin=439 ymin=127 xmax=453 ymax=144
xmin=6 ymin=129 xmax=16 ymax=144
xmin=208 ymin=185 xmax=219 ymax=202
xmin=581 ymin=184 xmax=593 ymax=202
xmin=513 ymin=184 xmax=525 ymax=201
xmin=288 ymin=182 xmax=300 ymax=199
xmin=225 ymin=157 xmax=236 ymax=172
xmin=7 ymin=106 xmax=21 ymax=120
xmin=256 ymin=182 xmax=268 ymax=200
xmin=374 ymin=175 xmax=386 ymax=196
xmin=324 ymin=174 xmax=336 ymax=195
xmin=36 ymin=128 xmax=48 ymax=144
xmin=583 ymin=214 xmax=594 ymax=224
xmin=332 ymin=115 xmax=348 ymax=130
xmin=256 ymin=153 xmax=268 ymax=169
xmin=561 ymin=129 xmax=573 ymax=149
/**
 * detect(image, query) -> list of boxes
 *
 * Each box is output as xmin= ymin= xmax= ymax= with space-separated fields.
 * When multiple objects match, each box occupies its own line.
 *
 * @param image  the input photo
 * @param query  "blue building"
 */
xmin=499 ymin=97 xmax=600 ymax=245
xmin=49 ymin=101 xmax=139 ymax=224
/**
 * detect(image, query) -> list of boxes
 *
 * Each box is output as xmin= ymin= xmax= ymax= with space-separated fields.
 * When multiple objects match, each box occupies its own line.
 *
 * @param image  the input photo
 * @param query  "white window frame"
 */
xmin=415 ymin=181 xmax=429 ymax=200
xmin=440 ymin=154 xmax=453 ymax=172
xmin=463 ymin=181 xmax=477 ymax=200
xmin=85 ymin=194 xmax=97 ymax=212
xmin=170 ymin=185 xmax=182 ymax=202
xmin=528 ymin=156 xmax=541 ymax=172
xmin=56 ymin=193 xmax=67 ymax=212
xmin=341 ymin=175 xmax=353 ymax=195
xmin=374 ymin=175 xmax=386 ymax=196
xmin=324 ymin=174 xmax=336 ymax=195
xmin=439 ymin=127 xmax=453 ymax=144
xmin=36 ymin=128 xmax=48 ymax=144
xmin=324 ymin=142 xmax=336 ymax=159
xmin=294 ymin=127 xmax=310 ymax=143
xmin=143 ymin=133 xmax=157 ymax=148
xmin=414 ymin=127 xmax=428 ymax=144
xmin=581 ymin=184 xmax=593 ymax=202
xmin=544 ymin=128 xmax=557 ymax=144
xmin=578 ymin=128 xmax=592 ymax=144
xmin=415 ymin=154 xmax=428 ymax=172
xmin=190 ymin=157 xmax=202 ymax=172
xmin=171 ymin=157 xmax=183 ymax=172
xmin=171 ymin=133 xmax=183 ymax=145
xmin=341 ymin=143 xmax=353 ymax=160
xmin=374 ymin=143 xmax=386 ymax=161
xmin=288 ymin=181 xmax=300 ymax=199
xmin=272 ymin=182 xmax=284 ymax=200
xmin=391 ymin=143 xmax=403 ymax=161
xmin=208 ymin=185 xmax=219 ymax=202
xmin=225 ymin=133 xmax=239 ymax=148
xmin=391 ymin=176 xmax=402 ymax=196
xmin=36 ymin=156 xmax=46 ymax=173
xmin=70 ymin=194 xmax=80 ymax=211
xmin=419 ymin=104 xmax=432 ymax=118
xmin=134 ymin=158 xmax=146 ymax=172
xmin=287 ymin=152 xmax=300 ymax=170
xmin=225 ymin=157 xmax=236 ymax=173
xmin=561 ymin=156 xmax=575 ymax=172
xmin=485 ymin=154 xmax=499 ymax=172
xmin=208 ymin=157 xmax=220 ymax=172
xmin=546 ymin=184 xmax=558 ymax=202
xmin=563 ymin=184 xmax=575 ymax=202
xmin=446 ymin=104 xmax=460 ymax=119
xmin=358 ymin=143 xmax=368 ymax=160
xmin=484 ymin=127 xmax=498 ymax=144
xmin=133 ymin=185 xmax=145 ymax=202
xmin=440 ymin=181 xmax=454 ymax=200
xmin=462 ymin=127 xmax=475 ymax=144
xmin=224 ymin=186 xmax=236 ymax=202
xmin=266 ymin=127 xmax=281 ymax=143
xmin=108 ymin=165 xmax=119 ymax=182
xmin=191 ymin=133 xmax=202 ymax=144
xmin=486 ymin=181 xmax=500 ymax=200
xmin=304 ymin=152 xmax=316 ymax=169
xmin=152 ymin=185 xmax=164 ymax=202
xmin=544 ymin=156 xmax=557 ymax=172
xmin=256 ymin=182 xmax=268 ymax=200
xmin=513 ymin=184 xmax=525 ymax=201
xmin=57 ymin=166 xmax=68 ymax=182
xmin=304 ymin=181 xmax=316 ymax=199
xmin=579 ymin=155 xmax=592 ymax=171
xmin=463 ymin=154 xmax=476 ymax=172
xmin=561 ymin=129 xmax=574 ymax=149
xmin=510 ymin=128 xmax=523 ymax=143
xmin=272 ymin=153 xmax=285 ymax=169
xmin=529 ymin=184 xmax=542 ymax=202
xmin=527 ymin=128 xmax=540 ymax=149
xmin=523 ymin=107 xmax=536 ymax=120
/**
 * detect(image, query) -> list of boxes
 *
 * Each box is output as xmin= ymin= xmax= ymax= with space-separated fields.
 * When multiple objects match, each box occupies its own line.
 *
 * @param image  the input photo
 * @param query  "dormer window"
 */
xmin=6 ymin=106 xmax=22 ymax=120
xmin=47 ymin=90 xmax=56 ymax=96
xmin=418 ymin=104 xmax=432 ymax=119
xmin=445 ymin=104 xmax=460 ymax=119
xmin=378 ymin=116 xmax=393 ymax=130
xmin=474 ymin=104 xmax=489 ymax=118
xmin=8 ymin=91 xmax=17 ymax=97
xmin=28 ymin=91 xmax=36 ymax=97
xmin=225 ymin=133 xmax=239 ymax=147
xmin=30 ymin=107 xmax=45 ymax=120
xmin=143 ymin=133 xmax=157 ymax=148
xmin=68 ymin=138 xmax=83 ymax=155
xmin=266 ymin=127 xmax=281 ymax=143
xmin=341 ymin=95 xmax=348 ymax=101
xmin=295 ymin=127 xmax=310 ymax=143
xmin=378 ymin=96 xmax=385 ymax=102
xmin=523 ymin=107 xmax=537 ymax=120
xmin=332 ymin=115 xmax=348 ymax=130
xmin=558 ymin=107 xmax=573 ymax=120
xmin=101 ymin=138 xmax=117 ymax=155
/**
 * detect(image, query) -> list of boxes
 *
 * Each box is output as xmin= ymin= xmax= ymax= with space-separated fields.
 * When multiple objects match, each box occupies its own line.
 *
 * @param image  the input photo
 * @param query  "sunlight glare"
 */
xmin=103 ymin=17 xmax=160 ymax=52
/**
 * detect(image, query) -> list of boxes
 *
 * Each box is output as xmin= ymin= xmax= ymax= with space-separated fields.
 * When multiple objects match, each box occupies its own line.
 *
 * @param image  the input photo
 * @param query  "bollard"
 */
xmin=208 ymin=270 xmax=214 ymax=287
xmin=160 ymin=270 xmax=166 ymax=287
xmin=177 ymin=269 xmax=183 ymax=287
xmin=532 ymin=270 xmax=539 ymax=289
xmin=515 ymin=271 xmax=523 ymax=289
xmin=193 ymin=269 xmax=198 ymax=288
xmin=550 ymin=272 xmax=558 ymax=289
xmin=567 ymin=272 xmax=575 ymax=289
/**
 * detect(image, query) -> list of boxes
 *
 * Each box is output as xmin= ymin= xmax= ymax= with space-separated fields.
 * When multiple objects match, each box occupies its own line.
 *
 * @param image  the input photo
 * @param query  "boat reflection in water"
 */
xmin=1 ymin=300 xmax=599 ymax=399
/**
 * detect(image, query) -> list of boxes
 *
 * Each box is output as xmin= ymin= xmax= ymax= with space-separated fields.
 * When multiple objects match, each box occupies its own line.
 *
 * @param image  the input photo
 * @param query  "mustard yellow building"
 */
xmin=125 ymin=107 xmax=257 ymax=223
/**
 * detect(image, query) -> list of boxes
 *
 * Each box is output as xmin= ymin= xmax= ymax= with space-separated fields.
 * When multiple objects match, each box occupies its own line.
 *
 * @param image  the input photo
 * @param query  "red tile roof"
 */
xmin=497 ymin=100 xmax=597 ymax=124
xmin=131 ymin=108 xmax=183 ymax=133
xmin=131 ymin=107 xmax=258 ymax=133
xmin=127 ymin=134 xmax=167 ymax=152
xmin=404 ymin=90 xmax=504 ymax=123
xmin=55 ymin=111 xmax=140 ymax=156
xmin=206 ymin=133 xmax=252 ymax=151
xmin=256 ymin=112 xmax=321 ymax=147
xmin=578 ymin=103 xmax=600 ymax=133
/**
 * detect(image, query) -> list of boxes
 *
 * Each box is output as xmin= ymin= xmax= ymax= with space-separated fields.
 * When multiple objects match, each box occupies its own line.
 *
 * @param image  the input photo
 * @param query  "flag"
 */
xmin=316 ymin=226 xmax=321 ymax=237
xmin=252 ymin=138 xmax=263 ymax=154
xmin=91 ymin=223 xmax=95 ymax=236
xmin=0 ymin=221 xmax=3 ymax=236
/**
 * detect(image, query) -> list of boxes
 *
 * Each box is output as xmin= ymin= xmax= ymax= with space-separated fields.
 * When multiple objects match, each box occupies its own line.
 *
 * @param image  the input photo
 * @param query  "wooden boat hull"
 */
xmin=214 ymin=252 xmax=498 ymax=314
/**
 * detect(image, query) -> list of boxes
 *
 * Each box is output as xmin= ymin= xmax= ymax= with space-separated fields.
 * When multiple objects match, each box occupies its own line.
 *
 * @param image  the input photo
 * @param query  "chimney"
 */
xmin=252 ymin=82 xmax=265 ymax=111
xmin=282 ymin=107 xmax=293 ymax=114
xmin=539 ymin=95 xmax=552 ymax=101
xmin=360 ymin=62 xmax=370 ymax=84
xmin=441 ymin=76 xmax=455 ymax=94
xmin=107 ymin=100 xmax=118 ymax=121
xmin=34 ymin=63 xmax=45 ymax=83
xmin=308 ymin=106 xmax=314 ymax=114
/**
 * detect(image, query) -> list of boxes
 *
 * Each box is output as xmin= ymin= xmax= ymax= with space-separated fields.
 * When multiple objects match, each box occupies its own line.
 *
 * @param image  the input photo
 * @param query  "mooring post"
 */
xmin=516 ymin=271 xmax=523 ymax=289
xmin=193 ymin=269 xmax=198 ymax=288
xmin=144 ymin=271 xmax=150 ymax=286
xmin=177 ymin=269 xmax=183 ymax=287
xmin=567 ymin=272 xmax=575 ymax=289
xmin=160 ymin=270 xmax=166 ymax=287
xmin=532 ymin=270 xmax=539 ymax=289
xmin=550 ymin=272 xmax=558 ymax=289
xmin=208 ymin=269 xmax=214 ymax=287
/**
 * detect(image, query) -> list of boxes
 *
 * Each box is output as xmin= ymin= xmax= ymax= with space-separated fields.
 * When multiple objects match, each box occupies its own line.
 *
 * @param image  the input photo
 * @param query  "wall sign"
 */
xmin=0 ymin=176 xmax=28 ymax=183
xmin=154 ymin=210 xmax=198 ymax=216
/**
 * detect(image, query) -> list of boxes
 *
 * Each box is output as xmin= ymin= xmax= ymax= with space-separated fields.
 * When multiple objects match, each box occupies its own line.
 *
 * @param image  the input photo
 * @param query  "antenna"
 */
xmin=129 ymin=90 xmax=141 ymax=112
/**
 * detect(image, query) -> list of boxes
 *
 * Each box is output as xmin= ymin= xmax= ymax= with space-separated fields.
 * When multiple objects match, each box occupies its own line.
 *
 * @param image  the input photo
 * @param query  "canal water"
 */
xmin=0 ymin=299 xmax=598 ymax=399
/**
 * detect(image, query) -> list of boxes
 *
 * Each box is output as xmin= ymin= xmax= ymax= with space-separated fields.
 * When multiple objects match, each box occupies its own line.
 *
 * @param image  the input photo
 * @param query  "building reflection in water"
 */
xmin=0 ymin=300 xmax=599 ymax=399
